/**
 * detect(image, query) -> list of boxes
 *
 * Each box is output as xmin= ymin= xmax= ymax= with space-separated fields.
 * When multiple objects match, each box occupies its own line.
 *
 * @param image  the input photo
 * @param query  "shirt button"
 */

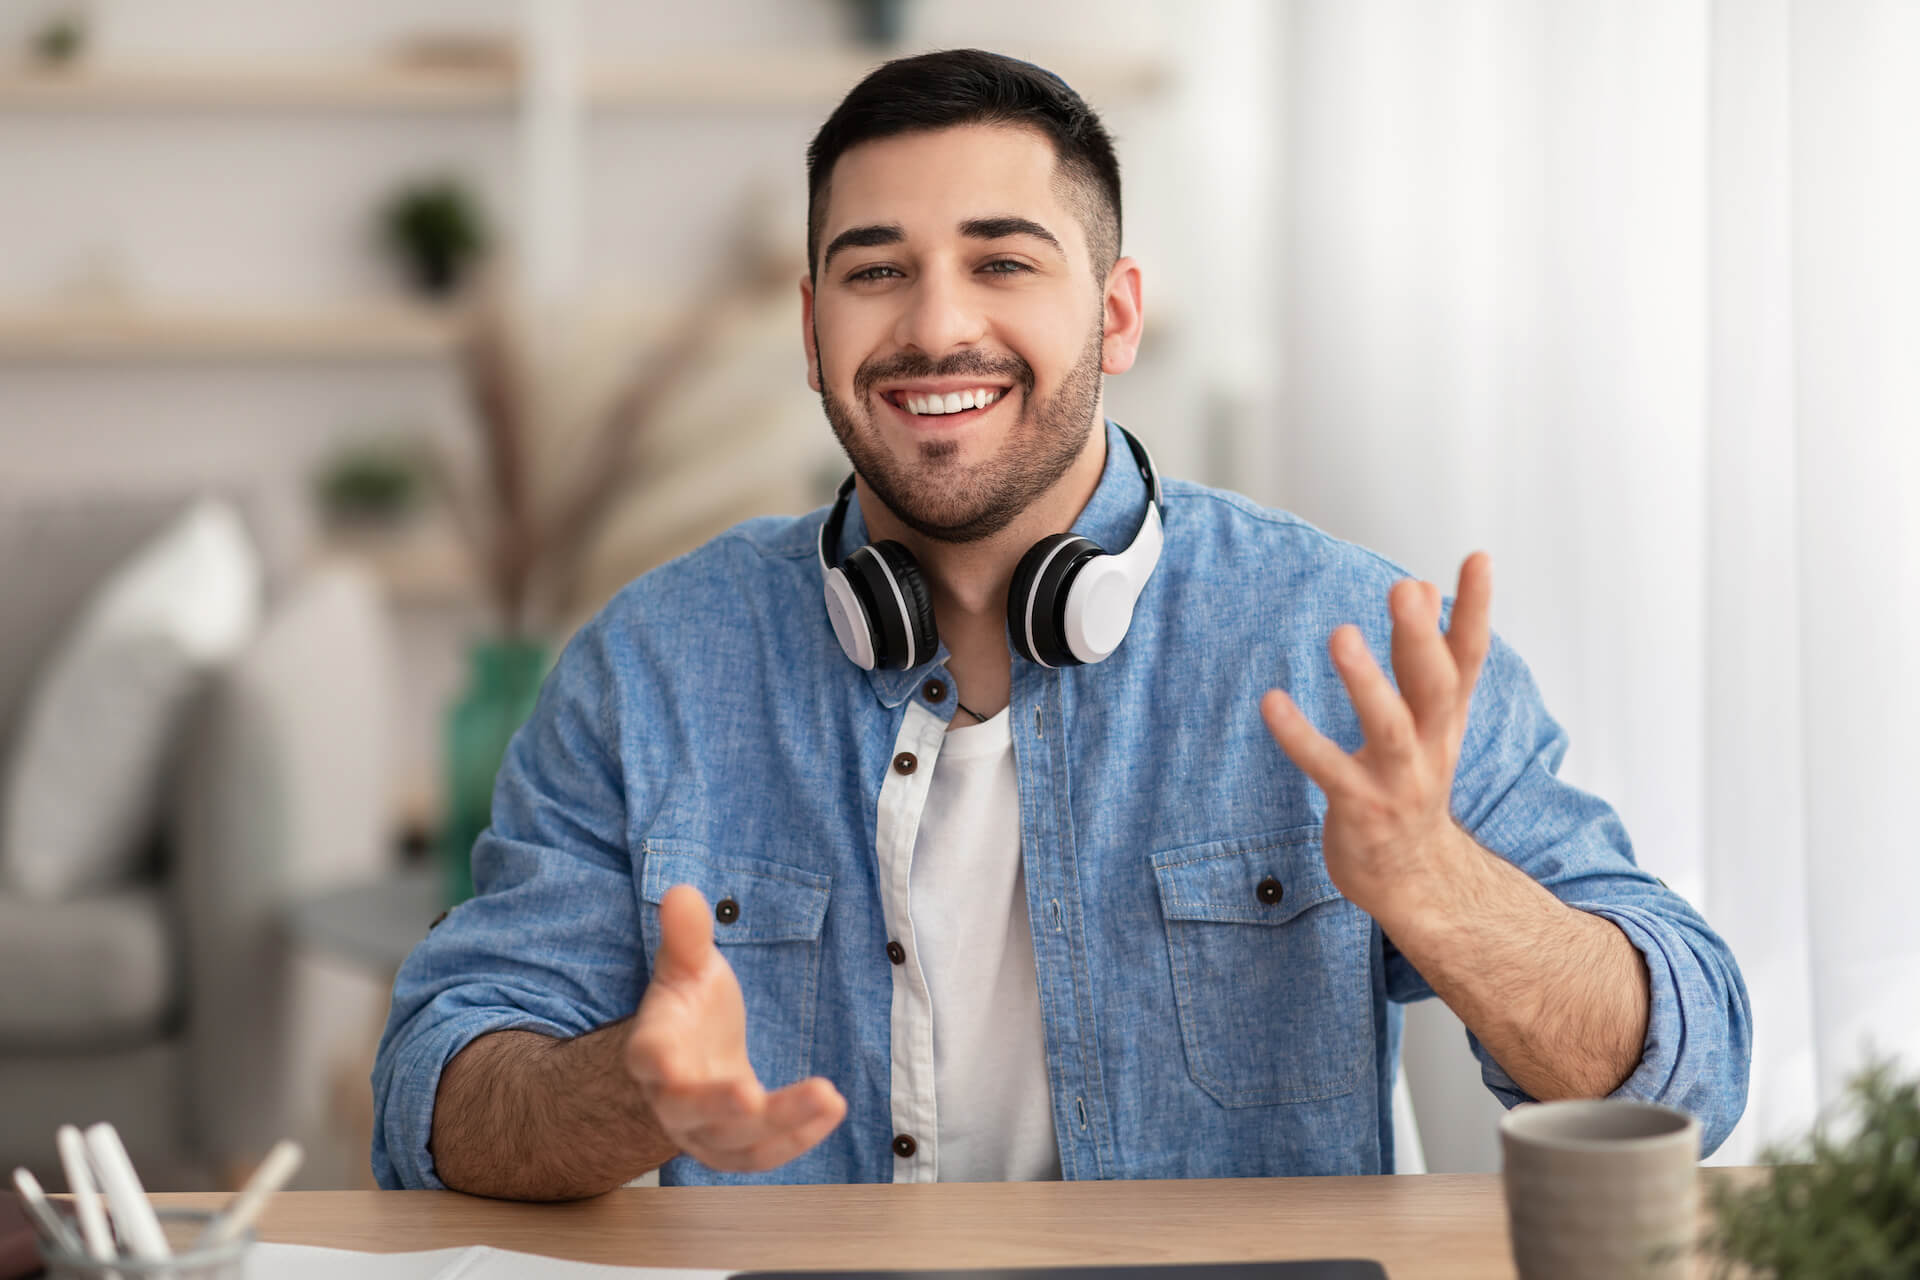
xmin=714 ymin=897 xmax=740 ymax=924
xmin=893 ymin=752 xmax=918 ymax=775
xmin=922 ymin=679 xmax=947 ymax=702
xmin=1256 ymin=877 xmax=1283 ymax=906
xmin=886 ymin=940 xmax=906 ymax=965
xmin=892 ymin=1133 xmax=918 ymax=1158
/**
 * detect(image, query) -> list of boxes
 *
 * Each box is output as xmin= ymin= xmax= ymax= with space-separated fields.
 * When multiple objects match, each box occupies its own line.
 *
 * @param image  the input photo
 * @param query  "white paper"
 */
xmin=249 ymin=1241 xmax=737 ymax=1280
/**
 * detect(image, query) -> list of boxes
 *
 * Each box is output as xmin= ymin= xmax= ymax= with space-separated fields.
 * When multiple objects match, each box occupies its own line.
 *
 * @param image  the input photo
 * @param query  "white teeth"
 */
xmin=898 ymin=387 xmax=1002 ymax=416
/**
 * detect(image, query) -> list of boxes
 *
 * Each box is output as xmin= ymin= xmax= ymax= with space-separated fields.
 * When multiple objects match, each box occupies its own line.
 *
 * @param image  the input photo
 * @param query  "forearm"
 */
xmin=429 ymin=1021 xmax=678 ymax=1200
xmin=1377 ymin=830 xmax=1651 ymax=1101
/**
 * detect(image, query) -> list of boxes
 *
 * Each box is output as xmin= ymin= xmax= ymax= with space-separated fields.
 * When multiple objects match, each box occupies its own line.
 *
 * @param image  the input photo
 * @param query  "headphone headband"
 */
xmin=817 ymin=472 xmax=859 ymax=577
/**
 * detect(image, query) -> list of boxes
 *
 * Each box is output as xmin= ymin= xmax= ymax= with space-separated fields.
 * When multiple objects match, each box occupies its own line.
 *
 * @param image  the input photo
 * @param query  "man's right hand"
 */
xmin=624 ymin=884 xmax=848 ymax=1173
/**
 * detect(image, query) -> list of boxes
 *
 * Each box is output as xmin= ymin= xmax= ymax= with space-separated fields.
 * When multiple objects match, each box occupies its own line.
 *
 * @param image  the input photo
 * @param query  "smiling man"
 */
xmin=371 ymin=49 xmax=1751 ymax=1198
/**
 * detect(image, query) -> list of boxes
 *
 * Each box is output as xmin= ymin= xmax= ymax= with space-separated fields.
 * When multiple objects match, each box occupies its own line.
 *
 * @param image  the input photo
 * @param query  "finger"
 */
xmin=655 ymin=883 xmax=715 ymax=983
xmin=1445 ymin=553 xmax=1494 ymax=716
xmin=762 ymin=1077 xmax=844 ymax=1130
xmin=1261 ymin=689 xmax=1368 ymax=798
xmin=733 ymin=1094 xmax=849 ymax=1172
xmin=683 ymin=1077 xmax=838 ymax=1152
xmin=675 ymin=1084 xmax=777 ymax=1150
xmin=1387 ymin=578 xmax=1459 ymax=743
xmin=1328 ymin=624 xmax=1417 ymax=756
xmin=651 ymin=1075 xmax=764 ymax=1124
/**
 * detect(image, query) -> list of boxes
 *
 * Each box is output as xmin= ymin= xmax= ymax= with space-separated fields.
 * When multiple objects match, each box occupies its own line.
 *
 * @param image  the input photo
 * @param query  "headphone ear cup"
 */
xmin=845 ymin=540 xmax=936 ymax=670
xmin=870 ymin=540 xmax=937 ymax=668
xmin=1008 ymin=533 xmax=1100 ymax=667
xmin=823 ymin=565 xmax=878 ymax=669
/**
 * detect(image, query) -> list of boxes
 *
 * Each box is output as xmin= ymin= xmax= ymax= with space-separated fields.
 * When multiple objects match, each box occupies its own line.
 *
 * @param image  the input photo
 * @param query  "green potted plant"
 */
xmin=380 ymin=176 xmax=490 ymax=299
xmin=840 ymin=0 xmax=911 ymax=47
xmin=314 ymin=440 xmax=428 ymax=528
xmin=30 ymin=3 xmax=90 ymax=66
xmin=1704 ymin=1056 xmax=1920 ymax=1277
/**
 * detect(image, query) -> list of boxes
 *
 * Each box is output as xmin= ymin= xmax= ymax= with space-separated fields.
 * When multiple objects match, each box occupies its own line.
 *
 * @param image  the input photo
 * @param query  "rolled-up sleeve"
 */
xmin=371 ymin=617 xmax=645 ymax=1189
xmin=1384 ymin=632 xmax=1753 ymax=1156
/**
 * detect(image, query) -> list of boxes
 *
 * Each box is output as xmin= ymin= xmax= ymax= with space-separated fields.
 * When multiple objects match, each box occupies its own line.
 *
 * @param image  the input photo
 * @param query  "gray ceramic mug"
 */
xmin=1501 ymin=1099 xmax=1702 ymax=1280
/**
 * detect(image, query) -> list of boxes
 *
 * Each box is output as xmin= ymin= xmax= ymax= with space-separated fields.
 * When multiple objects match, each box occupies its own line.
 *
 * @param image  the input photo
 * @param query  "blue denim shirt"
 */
xmin=372 ymin=419 xmax=1751 ymax=1189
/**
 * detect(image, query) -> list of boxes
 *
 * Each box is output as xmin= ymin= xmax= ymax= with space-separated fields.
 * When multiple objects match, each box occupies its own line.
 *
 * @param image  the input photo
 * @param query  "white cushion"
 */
xmin=1 ymin=501 xmax=262 ymax=900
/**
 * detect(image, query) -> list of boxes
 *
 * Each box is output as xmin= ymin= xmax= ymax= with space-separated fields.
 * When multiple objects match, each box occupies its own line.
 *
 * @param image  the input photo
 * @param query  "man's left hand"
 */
xmin=1260 ymin=553 xmax=1493 ymax=922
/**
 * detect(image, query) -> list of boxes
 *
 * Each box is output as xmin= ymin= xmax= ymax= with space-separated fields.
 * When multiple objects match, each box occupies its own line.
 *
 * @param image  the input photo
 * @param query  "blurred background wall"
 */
xmin=0 ymin=0 xmax=1253 ymax=820
xmin=0 ymin=0 xmax=1912 ymax=1187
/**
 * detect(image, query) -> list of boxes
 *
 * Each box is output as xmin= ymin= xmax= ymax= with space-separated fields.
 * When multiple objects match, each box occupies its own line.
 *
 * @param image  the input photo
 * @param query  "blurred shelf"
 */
xmin=0 ymin=301 xmax=466 ymax=361
xmin=0 ymin=50 xmax=1170 ymax=112
xmin=0 ymin=61 xmax=516 ymax=110
xmin=586 ymin=50 xmax=1172 ymax=108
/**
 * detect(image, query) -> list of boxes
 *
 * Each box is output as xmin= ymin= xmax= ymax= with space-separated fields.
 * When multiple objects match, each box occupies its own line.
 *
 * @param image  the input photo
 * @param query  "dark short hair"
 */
xmin=805 ymin=48 xmax=1123 ymax=282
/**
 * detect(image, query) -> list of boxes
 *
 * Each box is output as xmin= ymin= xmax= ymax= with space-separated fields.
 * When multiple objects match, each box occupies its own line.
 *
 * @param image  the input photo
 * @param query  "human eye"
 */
xmin=846 ymin=264 xmax=903 ymax=283
xmin=981 ymin=259 xmax=1033 ymax=275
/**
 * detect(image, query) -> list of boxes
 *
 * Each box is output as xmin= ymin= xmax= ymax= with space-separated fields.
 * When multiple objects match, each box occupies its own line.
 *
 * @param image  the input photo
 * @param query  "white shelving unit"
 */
xmin=3 ymin=7 xmax=1197 ymax=875
xmin=0 ymin=50 xmax=1167 ymax=111
xmin=0 ymin=60 xmax=518 ymax=110
xmin=0 ymin=47 xmax=1171 ymax=360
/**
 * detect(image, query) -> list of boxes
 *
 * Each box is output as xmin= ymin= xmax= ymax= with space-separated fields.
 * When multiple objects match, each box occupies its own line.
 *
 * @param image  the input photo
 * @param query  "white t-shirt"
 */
xmin=906 ymin=708 xmax=1062 ymax=1182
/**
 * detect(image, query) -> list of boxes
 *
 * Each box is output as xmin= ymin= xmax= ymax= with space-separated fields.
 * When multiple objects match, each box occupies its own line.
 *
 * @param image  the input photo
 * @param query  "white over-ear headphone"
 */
xmin=819 ymin=424 xmax=1164 ymax=671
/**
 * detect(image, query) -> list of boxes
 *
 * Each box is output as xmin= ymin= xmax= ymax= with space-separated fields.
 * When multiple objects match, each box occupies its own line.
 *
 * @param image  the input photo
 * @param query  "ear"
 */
xmin=1099 ymin=257 xmax=1145 ymax=376
xmin=800 ymin=273 xmax=822 ymax=393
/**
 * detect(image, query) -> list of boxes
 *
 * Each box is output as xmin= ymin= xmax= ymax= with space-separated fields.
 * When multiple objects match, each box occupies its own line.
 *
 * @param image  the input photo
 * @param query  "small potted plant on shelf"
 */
xmin=314 ymin=439 xmax=429 ymax=530
xmin=29 ymin=3 xmax=90 ymax=67
xmin=840 ymin=0 xmax=911 ymax=47
xmin=380 ymin=176 xmax=491 ymax=300
xmin=1703 ymin=1054 xmax=1920 ymax=1277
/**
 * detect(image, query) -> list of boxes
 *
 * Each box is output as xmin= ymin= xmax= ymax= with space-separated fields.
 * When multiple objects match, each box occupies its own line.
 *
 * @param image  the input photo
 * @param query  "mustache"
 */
xmin=853 ymin=351 xmax=1036 ymax=400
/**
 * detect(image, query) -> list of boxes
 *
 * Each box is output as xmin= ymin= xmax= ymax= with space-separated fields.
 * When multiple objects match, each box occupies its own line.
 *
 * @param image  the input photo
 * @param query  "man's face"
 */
xmin=805 ymin=123 xmax=1108 ymax=544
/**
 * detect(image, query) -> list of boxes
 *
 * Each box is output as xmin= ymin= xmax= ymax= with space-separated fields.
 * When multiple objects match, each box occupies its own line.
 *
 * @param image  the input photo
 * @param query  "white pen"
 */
xmin=194 ymin=1139 xmax=303 ymax=1250
xmin=10 ymin=1167 xmax=83 ymax=1256
xmin=54 ymin=1126 xmax=117 ymax=1266
xmin=83 ymin=1123 xmax=171 ymax=1260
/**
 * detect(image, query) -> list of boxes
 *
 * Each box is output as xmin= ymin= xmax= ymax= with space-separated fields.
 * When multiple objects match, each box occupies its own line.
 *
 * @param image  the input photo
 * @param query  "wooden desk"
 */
xmin=151 ymin=1171 xmax=1755 ymax=1278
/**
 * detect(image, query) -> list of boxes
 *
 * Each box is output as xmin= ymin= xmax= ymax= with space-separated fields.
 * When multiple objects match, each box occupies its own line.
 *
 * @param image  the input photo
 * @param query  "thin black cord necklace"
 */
xmin=954 ymin=698 xmax=989 ymax=725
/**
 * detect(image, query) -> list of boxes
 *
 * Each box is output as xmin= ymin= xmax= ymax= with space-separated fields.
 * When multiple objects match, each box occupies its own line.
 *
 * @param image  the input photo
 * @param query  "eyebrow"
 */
xmin=821 ymin=216 xmax=1065 ymax=271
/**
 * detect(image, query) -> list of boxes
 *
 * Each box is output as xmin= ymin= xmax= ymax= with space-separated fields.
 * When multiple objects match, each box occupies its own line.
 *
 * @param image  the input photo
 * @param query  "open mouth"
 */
xmin=878 ymin=385 xmax=1013 ymax=424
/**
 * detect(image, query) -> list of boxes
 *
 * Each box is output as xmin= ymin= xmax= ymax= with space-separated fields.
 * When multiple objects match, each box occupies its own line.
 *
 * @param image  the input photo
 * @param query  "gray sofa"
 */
xmin=0 ymin=492 xmax=394 ymax=1189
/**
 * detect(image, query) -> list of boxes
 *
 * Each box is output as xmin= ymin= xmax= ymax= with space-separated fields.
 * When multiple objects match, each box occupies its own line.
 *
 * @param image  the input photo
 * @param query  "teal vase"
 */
xmin=440 ymin=638 xmax=549 ymax=906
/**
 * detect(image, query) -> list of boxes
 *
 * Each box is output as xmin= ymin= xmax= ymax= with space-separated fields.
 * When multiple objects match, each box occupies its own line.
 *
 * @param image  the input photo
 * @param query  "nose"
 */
xmin=891 ymin=261 xmax=987 ymax=359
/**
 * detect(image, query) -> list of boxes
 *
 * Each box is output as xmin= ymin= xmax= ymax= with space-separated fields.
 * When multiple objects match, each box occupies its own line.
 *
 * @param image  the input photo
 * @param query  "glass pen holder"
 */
xmin=38 ymin=1209 xmax=253 ymax=1280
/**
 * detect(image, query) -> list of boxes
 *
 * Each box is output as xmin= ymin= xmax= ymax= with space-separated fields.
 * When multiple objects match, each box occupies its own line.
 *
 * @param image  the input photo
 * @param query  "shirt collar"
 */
xmin=830 ymin=419 xmax=1145 ymax=708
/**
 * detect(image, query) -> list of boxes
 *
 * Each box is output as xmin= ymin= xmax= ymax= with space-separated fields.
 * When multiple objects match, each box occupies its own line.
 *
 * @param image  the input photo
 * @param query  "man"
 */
xmin=372 ymin=49 xmax=1750 ymax=1198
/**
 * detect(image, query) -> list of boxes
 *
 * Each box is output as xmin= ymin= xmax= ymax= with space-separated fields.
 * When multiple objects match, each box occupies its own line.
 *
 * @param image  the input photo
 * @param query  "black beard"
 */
xmin=816 ymin=318 xmax=1105 ymax=544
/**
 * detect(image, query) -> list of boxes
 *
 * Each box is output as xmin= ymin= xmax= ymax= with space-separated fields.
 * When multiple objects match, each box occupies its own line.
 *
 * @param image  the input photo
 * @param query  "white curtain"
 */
xmin=1271 ymin=0 xmax=1920 ymax=1167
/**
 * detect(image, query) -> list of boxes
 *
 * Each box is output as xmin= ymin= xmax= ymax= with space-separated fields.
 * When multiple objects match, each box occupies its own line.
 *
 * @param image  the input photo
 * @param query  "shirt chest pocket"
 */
xmin=1151 ymin=829 xmax=1372 ymax=1108
xmin=639 ymin=839 xmax=831 ymax=1088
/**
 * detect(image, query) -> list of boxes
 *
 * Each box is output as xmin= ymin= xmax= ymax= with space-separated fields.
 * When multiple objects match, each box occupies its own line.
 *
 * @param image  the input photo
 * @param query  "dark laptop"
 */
xmin=737 ymin=1263 xmax=1389 ymax=1279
